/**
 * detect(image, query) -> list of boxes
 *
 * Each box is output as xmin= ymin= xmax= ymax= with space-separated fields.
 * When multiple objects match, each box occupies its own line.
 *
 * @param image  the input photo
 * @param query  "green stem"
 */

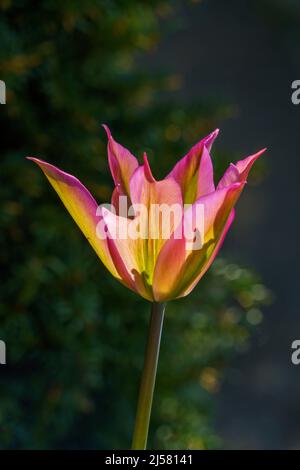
xmin=131 ymin=302 xmax=166 ymax=450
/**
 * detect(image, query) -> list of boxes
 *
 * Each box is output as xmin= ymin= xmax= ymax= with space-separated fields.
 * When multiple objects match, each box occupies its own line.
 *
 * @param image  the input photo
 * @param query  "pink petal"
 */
xmin=129 ymin=161 xmax=183 ymax=283
xmin=103 ymin=125 xmax=139 ymax=197
xmin=27 ymin=157 xmax=119 ymax=279
xmin=100 ymin=206 xmax=153 ymax=300
xmin=218 ymin=148 xmax=266 ymax=189
xmin=167 ymin=129 xmax=219 ymax=204
xmin=143 ymin=152 xmax=156 ymax=183
xmin=130 ymin=165 xmax=182 ymax=209
xmin=152 ymin=182 xmax=243 ymax=301
xmin=181 ymin=209 xmax=235 ymax=297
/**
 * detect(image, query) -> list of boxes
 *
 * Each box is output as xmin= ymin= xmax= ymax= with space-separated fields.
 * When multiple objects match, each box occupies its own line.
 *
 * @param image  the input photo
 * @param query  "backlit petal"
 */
xmin=103 ymin=125 xmax=139 ymax=197
xmin=167 ymin=129 xmax=219 ymax=204
xmin=153 ymin=182 xmax=243 ymax=301
xmin=100 ymin=206 xmax=153 ymax=300
xmin=27 ymin=157 xmax=119 ymax=279
xmin=129 ymin=159 xmax=183 ymax=283
xmin=180 ymin=209 xmax=235 ymax=297
xmin=218 ymin=148 xmax=266 ymax=189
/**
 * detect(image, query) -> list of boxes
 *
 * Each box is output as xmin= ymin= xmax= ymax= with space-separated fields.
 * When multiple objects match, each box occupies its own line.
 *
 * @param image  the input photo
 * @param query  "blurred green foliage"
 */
xmin=0 ymin=0 xmax=270 ymax=449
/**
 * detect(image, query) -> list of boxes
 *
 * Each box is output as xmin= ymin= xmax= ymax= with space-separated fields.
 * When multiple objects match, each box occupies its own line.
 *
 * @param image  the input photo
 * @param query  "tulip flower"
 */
xmin=28 ymin=126 xmax=265 ymax=450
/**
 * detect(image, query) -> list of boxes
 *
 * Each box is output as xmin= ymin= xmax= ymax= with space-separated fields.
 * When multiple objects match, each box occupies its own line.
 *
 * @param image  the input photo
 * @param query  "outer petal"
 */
xmin=152 ymin=182 xmax=243 ymax=301
xmin=103 ymin=125 xmax=139 ymax=198
xmin=180 ymin=209 xmax=235 ymax=297
xmin=217 ymin=148 xmax=266 ymax=189
xmin=167 ymin=129 xmax=219 ymax=204
xmin=27 ymin=157 xmax=119 ymax=280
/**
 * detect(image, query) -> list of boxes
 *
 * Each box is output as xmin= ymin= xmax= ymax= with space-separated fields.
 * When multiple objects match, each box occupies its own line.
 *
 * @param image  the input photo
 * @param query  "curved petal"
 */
xmin=167 ymin=129 xmax=219 ymax=204
xmin=180 ymin=209 xmax=235 ymax=298
xmin=103 ymin=125 xmax=139 ymax=197
xmin=27 ymin=157 xmax=119 ymax=279
xmin=217 ymin=148 xmax=266 ymax=189
xmin=100 ymin=206 xmax=153 ymax=300
xmin=153 ymin=182 xmax=243 ymax=301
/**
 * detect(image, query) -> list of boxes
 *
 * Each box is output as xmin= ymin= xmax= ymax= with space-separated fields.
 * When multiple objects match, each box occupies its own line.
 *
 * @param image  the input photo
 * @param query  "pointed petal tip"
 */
xmin=203 ymin=128 xmax=220 ymax=152
xmin=25 ymin=157 xmax=85 ymax=188
xmin=252 ymin=147 xmax=267 ymax=159
xmin=234 ymin=147 xmax=266 ymax=178
xmin=143 ymin=152 xmax=156 ymax=182
xmin=102 ymin=124 xmax=112 ymax=139
xmin=26 ymin=156 xmax=52 ymax=169
xmin=26 ymin=156 xmax=46 ymax=167
xmin=27 ymin=155 xmax=47 ymax=163
xmin=205 ymin=128 xmax=219 ymax=141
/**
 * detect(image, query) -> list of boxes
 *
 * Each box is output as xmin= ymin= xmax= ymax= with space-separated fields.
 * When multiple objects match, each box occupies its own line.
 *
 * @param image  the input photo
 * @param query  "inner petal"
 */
xmin=129 ymin=163 xmax=183 ymax=283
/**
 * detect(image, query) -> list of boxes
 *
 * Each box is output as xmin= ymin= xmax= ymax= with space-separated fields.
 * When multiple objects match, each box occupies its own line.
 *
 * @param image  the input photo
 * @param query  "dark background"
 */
xmin=0 ymin=0 xmax=299 ymax=449
xmin=144 ymin=0 xmax=299 ymax=449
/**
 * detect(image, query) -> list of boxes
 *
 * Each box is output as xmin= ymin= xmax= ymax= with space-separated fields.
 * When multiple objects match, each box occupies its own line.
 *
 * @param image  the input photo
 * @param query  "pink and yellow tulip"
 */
xmin=28 ymin=127 xmax=265 ymax=302
xmin=28 ymin=126 xmax=265 ymax=450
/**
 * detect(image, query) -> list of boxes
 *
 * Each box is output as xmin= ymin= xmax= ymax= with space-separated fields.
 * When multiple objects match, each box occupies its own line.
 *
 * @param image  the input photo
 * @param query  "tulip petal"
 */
xmin=103 ymin=125 xmax=139 ymax=197
xmin=143 ymin=152 xmax=156 ymax=183
xmin=153 ymin=182 xmax=243 ymax=301
xmin=181 ymin=209 xmax=235 ymax=297
xmin=167 ymin=129 xmax=219 ymax=204
xmin=27 ymin=157 xmax=119 ymax=279
xmin=100 ymin=207 xmax=154 ymax=300
xmin=217 ymin=148 xmax=266 ymax=189
xmin=129 ymin=160 xmax=183 ymax=282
